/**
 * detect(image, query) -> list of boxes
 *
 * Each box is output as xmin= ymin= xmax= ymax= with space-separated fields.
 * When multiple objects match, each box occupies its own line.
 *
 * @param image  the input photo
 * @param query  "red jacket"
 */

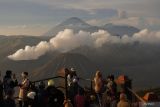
xmin=74 ymin=94 xmax=85 ymax=107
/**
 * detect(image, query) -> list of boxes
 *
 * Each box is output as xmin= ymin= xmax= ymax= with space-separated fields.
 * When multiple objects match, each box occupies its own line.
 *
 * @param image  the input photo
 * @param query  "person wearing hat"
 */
xmin=68 ymin=76 xmax=84 ymax=107
xmin=46 ymin=79 xmax=64 ymax=107
xmin=70 ymin=68 xmax=77 ymax=80
xmin=67 ymin=68 xmax=78 ymax=87
xmin=26 ymin=91 xmax=36 ymax=107
xmin=117 ymin=93 xmax=131 ymax=107
xmin=18 ymin=72 xmax=30 ymax=107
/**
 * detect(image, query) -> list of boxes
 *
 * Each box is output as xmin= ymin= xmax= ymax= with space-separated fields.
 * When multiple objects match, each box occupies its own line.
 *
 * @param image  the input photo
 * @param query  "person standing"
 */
xmin=3 ymin=70 xmax=18 ymax=96
xmin=67 ymin=68 xmax=78 ymax=87
xmin=18 ymin=72 xmax=30 ymax=107
xmin=37 ymin=81 xmax=47 ymax=107
xmin=0 ymin=71 xmax=3 ymax=105
xmin=46 ymin=79 xmax=64 ymax=107
xmin=68 ymin=77 xmax=80 ymax=106
xmin=94 ymin=71 xmax=104 ymax=107
xmin=107 ymin=75 xmax=117 ymax=107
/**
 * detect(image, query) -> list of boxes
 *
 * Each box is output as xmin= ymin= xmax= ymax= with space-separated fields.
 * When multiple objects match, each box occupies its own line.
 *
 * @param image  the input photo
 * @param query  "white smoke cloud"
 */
xmin=132 ymin=29 xmax=160 ymax=43
xmin=8 ymin=29 xmax=160 ymax=61
xmin=8 ymin=41 xmax=53 ymax=60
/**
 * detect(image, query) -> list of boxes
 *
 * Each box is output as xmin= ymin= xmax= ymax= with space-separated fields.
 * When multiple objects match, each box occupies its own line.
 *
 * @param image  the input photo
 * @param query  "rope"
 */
xmin=31 ymin=76 xmax=65 ymax=83
xmin=128 ymin=88 xmax=146 ymax=103
xmin=79 ymin=77 xmax=93 ymax=82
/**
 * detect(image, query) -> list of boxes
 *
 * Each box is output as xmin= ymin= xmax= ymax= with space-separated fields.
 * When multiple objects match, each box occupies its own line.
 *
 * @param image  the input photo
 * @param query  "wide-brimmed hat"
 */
xmin=27 ymin=92 xmax=36 ymax=100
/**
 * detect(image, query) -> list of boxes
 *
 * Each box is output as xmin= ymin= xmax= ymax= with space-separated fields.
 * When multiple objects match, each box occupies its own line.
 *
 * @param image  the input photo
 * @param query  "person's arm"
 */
xmin=117 ymin=102 xmax=120 ymax=107
xmin=20 ymin=79 xmax=29 ymax=89
xmin=10 ymin=79 xmax=18 ymax=88
xmin=14 ymin=79 xmax=18 ymax=87
xmin=13 ymin=74 xmax=18 ymax=86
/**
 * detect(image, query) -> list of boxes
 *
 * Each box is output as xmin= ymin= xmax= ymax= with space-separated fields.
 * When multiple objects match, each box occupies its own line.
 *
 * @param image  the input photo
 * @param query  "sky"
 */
xmin=0 ymin=0 xmax=160 ymax=36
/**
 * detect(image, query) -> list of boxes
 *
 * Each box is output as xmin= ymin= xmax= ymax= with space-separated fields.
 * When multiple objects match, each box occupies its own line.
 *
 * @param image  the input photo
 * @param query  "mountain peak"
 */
xmin=66 ymin=17 xmax=83 ymax=21
xmin=59 ymin=17 xmax=91 ymax=27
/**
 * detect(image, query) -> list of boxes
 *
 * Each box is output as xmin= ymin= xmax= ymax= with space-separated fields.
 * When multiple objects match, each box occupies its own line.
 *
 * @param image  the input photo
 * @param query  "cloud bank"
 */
xmin=8 ymin=29 xmax=160 ymax=61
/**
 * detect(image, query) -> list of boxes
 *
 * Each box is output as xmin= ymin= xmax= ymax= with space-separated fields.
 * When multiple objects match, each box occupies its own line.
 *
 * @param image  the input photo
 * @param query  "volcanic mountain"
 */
xmin=0 ymin=17 xmax=159 ymax=88
xmin=42 ymin=17 xmax=139 ymax=37
xmin=30 ymin=53 xmax=97 ymax=81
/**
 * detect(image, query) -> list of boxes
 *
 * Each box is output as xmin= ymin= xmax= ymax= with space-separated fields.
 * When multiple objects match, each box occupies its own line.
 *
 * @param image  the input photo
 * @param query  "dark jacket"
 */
xmin=3 ymin=97 xmax=16 ymax=107
xmin=3 ymin=76 xmax=18 ymax=94
xmin=46 ymin=86 xmax=64 ymax=107
xmin=0 ymin=80 xmax=3 ymax=101
xmin=37 ymin=88 xmax=47 ymax=107
xmin=68 ymin=83 xmax=84 ymax=106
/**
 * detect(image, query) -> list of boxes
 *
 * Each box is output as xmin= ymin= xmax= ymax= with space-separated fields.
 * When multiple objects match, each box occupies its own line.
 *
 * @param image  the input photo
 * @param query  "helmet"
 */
xmin=48 ymin=79 xmax=54 ymax=86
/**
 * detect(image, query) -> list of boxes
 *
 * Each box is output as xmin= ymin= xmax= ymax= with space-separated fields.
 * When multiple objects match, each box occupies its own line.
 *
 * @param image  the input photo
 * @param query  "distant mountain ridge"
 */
xmin=42 ymin=17 xmax=140 ymax=37
xmin=103 ymin=23 xmax=140 ymax=36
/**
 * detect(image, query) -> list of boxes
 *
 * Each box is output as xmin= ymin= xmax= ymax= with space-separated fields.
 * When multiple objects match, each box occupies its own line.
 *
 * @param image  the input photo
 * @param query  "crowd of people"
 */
xmin=0 ymin=68 xmax=132 ymax=107
xmin=65 ymin=68 xmax=132 ymax=107
xmin=0 ymin=70 xmax=64 ymax=107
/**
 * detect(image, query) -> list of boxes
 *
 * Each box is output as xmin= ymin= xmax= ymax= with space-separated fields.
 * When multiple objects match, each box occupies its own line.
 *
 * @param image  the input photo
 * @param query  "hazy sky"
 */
xmin=0 ymin=0 xmax=159 ymax=35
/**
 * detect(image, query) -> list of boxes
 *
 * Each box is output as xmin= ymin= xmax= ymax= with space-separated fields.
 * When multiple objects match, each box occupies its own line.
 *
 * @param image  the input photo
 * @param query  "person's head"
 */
xmin=110 ymin=75 xmax=114 ymax=81
xmin=120 ymin=93 xmax=127 ymax=101
xmin=38 ymin=81 xmax=45 ymax=89
xmin=107 ymin=75 xmax=114 ymax=81
xmin=21 ymin=72 xmax=28 ymax=79
xmin=6 ymin=70 xmax=12 ymax=77
xmin=70 ymin=68 xmax=77 ymax=76
xmin=95 ymin=70 xmax=102 ymax=78
xmin=48 ymin=79 xmax=54 ymax=86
